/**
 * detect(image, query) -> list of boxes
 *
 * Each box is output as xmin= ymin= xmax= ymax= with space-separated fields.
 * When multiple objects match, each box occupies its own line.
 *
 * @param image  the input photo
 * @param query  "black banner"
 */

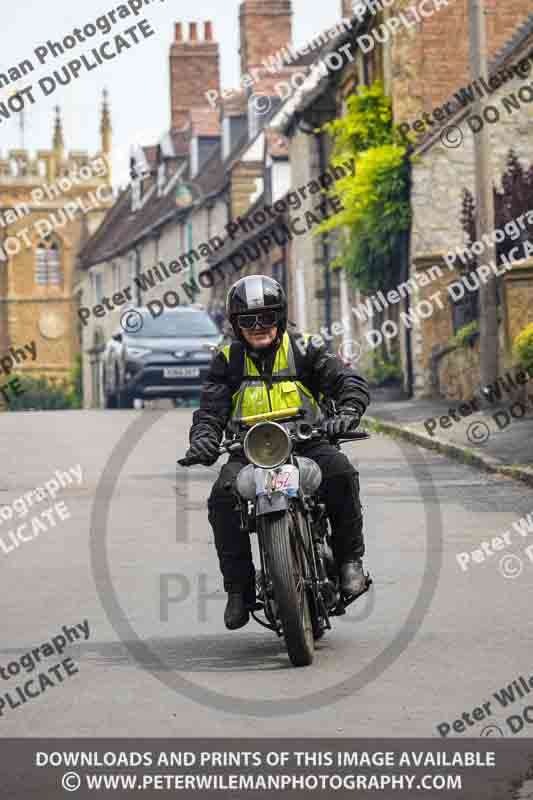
xmin=1 ymin=738 xmax=532 ymax=798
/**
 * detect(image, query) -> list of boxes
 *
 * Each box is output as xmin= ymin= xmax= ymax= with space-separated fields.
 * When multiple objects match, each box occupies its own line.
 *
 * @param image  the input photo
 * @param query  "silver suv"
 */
xmin=103 ymin=307 xmax=222 ymax=408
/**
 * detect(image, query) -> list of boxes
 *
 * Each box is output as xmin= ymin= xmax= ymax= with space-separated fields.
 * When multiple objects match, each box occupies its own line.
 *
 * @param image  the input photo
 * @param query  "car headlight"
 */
xmin=244 ymin=422 xmax=292 ymax=469
xmin=127 ymin=347 xmax=151 ymax=358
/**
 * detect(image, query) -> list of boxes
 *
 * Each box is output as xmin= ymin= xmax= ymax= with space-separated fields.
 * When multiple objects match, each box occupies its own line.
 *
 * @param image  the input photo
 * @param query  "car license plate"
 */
xmin=164 ymin=367 xmax=200 ymax=378
xmin=255 ymin=465 xmax=299 ymax=497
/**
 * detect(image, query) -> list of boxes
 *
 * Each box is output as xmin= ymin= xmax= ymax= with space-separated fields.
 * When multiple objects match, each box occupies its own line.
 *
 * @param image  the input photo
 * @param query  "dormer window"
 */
xmin=157 ymin=161 xmax=166 ymax=195
xmin=222 ymin=117 xmax=231 ymax=161
xmin=131 ymin=179 xmax=141 ymax=212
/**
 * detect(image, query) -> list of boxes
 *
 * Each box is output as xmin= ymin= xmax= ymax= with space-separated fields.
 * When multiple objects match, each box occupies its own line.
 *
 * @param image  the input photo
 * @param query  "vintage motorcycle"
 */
xmin=179 ymin=408 xmax=372 ymax=667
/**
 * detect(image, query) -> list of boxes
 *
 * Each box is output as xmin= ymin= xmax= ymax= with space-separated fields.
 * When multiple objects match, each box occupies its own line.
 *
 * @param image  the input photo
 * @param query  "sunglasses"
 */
xmin=237 ymin=310 xmax=280 ymax=330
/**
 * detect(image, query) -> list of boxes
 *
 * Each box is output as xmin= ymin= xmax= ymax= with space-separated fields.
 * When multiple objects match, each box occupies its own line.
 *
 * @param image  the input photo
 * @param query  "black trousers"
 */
xmin=207 ymin=441 xmax=364 ymax=594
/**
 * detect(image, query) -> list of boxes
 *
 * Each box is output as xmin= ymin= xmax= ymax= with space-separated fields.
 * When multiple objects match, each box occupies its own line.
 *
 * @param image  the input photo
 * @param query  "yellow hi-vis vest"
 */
xmin=221 ymin=332 xmax=322 ymax=426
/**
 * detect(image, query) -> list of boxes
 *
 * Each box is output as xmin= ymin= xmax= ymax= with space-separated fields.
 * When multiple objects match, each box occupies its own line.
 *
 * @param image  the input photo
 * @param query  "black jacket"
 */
xmin=190 ymin=332 xmax=370 ymax=444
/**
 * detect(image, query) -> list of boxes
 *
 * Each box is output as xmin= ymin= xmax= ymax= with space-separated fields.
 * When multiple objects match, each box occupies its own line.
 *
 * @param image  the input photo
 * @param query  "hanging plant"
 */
xmin=315 ymin=81 xmax=412 ymax=294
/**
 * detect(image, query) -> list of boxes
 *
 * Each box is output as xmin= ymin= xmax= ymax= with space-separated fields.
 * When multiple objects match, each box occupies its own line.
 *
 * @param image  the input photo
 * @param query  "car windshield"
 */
xmin=131 ymin=311 xmax=219 ymax=338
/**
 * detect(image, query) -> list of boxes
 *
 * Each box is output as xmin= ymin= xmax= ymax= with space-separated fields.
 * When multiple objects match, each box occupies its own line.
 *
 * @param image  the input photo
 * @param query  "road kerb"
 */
xmin=361 ymin=415 xmax=533 ymax=489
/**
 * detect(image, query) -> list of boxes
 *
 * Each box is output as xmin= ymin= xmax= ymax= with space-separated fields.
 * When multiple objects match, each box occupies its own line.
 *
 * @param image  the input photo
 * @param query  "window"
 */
xmin=35 ymin=240 xmax=61 ymax=286
xmin=128 ymin=252 xmax=136 ymax=285
xmin=157 ymin=162 xmax=166 ymax=196
xmin=93 ymin=272 xmax=104 ymax=304
xmin=451 ymin=287 xmax=479 ymax=334
xmin=111 ymin=262 xmax=120 ymax=293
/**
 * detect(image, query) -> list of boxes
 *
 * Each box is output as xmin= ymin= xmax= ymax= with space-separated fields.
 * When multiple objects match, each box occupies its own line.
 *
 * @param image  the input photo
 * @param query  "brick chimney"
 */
xmin=341 ymin=0 xmax=353 ymax=19
xmin=169 ymin=21 xmax=220 ymax=130
xmin=239 ymin=0 xmax=293 ymax=76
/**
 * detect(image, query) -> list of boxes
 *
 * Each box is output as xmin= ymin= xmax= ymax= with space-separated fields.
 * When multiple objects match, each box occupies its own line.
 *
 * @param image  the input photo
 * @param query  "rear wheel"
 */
xmin=261 ymin=511 xmax=314 ymax=667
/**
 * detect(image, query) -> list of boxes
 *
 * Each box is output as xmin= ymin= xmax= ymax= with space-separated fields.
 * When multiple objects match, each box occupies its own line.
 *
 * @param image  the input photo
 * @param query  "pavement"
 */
xmin=365 ymin=385 xmax=533 ymax=487
xmin=1 ymin=406 xmax=533 ymax=755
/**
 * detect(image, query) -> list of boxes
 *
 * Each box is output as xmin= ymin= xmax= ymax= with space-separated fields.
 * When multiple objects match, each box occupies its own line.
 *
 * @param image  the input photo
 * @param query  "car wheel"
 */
xmin=104 ymin=390 xmax=118 ymax=409
xmin=117 ymin=386 xmax=133 ymax=409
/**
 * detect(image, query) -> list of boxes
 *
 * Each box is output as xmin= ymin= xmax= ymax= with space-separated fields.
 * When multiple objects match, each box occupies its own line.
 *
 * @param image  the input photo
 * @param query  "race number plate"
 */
xmin=255 ymin=464 xmax=299 ymax=497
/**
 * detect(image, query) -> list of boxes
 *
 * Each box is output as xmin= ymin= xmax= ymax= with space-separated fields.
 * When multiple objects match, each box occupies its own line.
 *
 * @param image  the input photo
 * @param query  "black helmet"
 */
xmin=226 ymin=275 xmax=287 ymax=341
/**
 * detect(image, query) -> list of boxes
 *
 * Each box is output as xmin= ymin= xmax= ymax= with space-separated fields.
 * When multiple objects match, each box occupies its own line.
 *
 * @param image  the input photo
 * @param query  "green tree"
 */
xmin=316 ymin=82 xmax=411 ymax=294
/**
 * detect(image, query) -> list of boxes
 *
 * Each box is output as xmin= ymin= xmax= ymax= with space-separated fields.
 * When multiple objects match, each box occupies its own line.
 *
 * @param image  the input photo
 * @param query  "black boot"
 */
xmin=340 ymin=559 xmax=367 ymax=598
xmin=224 ymin=592 xmax=250 ymax=630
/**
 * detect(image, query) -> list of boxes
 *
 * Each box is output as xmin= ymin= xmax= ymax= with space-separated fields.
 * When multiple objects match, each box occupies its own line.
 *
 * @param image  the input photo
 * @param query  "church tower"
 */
xmin=0 ymin=99 xmax=113 ymax=403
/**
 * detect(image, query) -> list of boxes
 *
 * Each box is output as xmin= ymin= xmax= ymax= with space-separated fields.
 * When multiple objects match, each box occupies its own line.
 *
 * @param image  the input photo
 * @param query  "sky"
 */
xmin=0 ymin=1 xmax=341 ymax=187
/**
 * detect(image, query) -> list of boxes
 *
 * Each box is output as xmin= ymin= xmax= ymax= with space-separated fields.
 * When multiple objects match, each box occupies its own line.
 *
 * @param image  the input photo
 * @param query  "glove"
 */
xmin=325 ymin=409 xmax=361 ymax=438
xmin=184 ymin=435 xmax=220 ymax=466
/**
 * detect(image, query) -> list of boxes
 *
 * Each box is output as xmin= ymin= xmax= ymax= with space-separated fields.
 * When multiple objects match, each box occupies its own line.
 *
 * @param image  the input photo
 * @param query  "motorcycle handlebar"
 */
xmin=178 ymin=425 xmax=370 ymax=467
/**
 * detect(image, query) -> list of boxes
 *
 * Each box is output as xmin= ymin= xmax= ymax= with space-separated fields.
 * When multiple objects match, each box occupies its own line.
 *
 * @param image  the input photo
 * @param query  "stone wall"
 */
xmin=437 ymin=338 xmax=481 ymax=401
xmin=409 ymin=55 xmax=533 ymax=397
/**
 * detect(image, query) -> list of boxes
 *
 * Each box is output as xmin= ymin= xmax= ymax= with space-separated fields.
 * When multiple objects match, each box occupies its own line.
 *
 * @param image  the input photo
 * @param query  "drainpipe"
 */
xmin=134 ymin=247 xmax=141 ymax=306
xmin=403 ymin=157 xmax=414 ymax=398
xmin=317 ymin=130 xmax=333 ymax=349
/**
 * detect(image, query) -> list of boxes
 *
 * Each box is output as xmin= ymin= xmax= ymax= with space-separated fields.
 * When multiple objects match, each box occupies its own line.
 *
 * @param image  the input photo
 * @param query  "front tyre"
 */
xmin=261 ymin=512 xmax=314 ymax=667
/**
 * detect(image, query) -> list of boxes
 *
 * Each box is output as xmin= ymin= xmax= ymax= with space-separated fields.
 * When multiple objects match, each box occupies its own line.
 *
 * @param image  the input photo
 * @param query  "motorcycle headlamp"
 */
xmin=244 ymin=421 xmax=292 ymax=469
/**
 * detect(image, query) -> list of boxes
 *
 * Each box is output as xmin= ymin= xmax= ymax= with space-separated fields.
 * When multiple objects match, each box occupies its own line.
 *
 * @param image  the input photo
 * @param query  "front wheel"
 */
xmin=261 ymin=511 xmax=314 ymax=667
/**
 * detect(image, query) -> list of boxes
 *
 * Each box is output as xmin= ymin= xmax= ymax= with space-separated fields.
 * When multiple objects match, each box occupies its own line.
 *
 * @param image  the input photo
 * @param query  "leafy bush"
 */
xmin=67 ymin=354 xmax=83 ymax=409
xmin=316 ymin=82 xmax=412 ymax=293
xmin=8 ymin=374 xmax=79 ymax=411
xmin=366 ymin=352 xmax=403 ymax=386
xmin=514 ymin=323 xmax=533 ymax=373
xmin=450 ymin=320 xmax=480 ymax=349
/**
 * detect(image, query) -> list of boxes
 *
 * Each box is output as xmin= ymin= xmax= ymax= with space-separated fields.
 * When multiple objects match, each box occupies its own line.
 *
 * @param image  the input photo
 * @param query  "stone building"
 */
xmin=407 ymin=16 xmax=533 ymax=399
xmin=276 ymin=0 xmax=533 ymax=396
xmin=0 ymin=95 xmax=113 ymax=390
xmin=274 ymin=4 xmax=389 ymax=373
xmin=77 ymin=20 xmax=228 ymax=408
xmin=77 ymin=0 xmax=350 ymax=408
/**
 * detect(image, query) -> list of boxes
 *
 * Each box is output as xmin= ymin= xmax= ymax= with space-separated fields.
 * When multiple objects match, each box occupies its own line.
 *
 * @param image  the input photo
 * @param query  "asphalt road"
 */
xmin=2 ymin=408 xmax=533 ymax=739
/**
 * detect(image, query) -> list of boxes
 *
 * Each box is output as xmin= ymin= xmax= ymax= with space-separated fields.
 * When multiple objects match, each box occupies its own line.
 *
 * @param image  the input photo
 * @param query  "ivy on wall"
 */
xmin=315 ymin=81 xmax=411 ymax=294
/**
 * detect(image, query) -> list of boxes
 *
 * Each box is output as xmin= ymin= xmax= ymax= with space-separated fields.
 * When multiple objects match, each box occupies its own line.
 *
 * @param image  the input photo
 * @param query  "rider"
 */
xmin=183 ymin=276 xmax=370 ymax=630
